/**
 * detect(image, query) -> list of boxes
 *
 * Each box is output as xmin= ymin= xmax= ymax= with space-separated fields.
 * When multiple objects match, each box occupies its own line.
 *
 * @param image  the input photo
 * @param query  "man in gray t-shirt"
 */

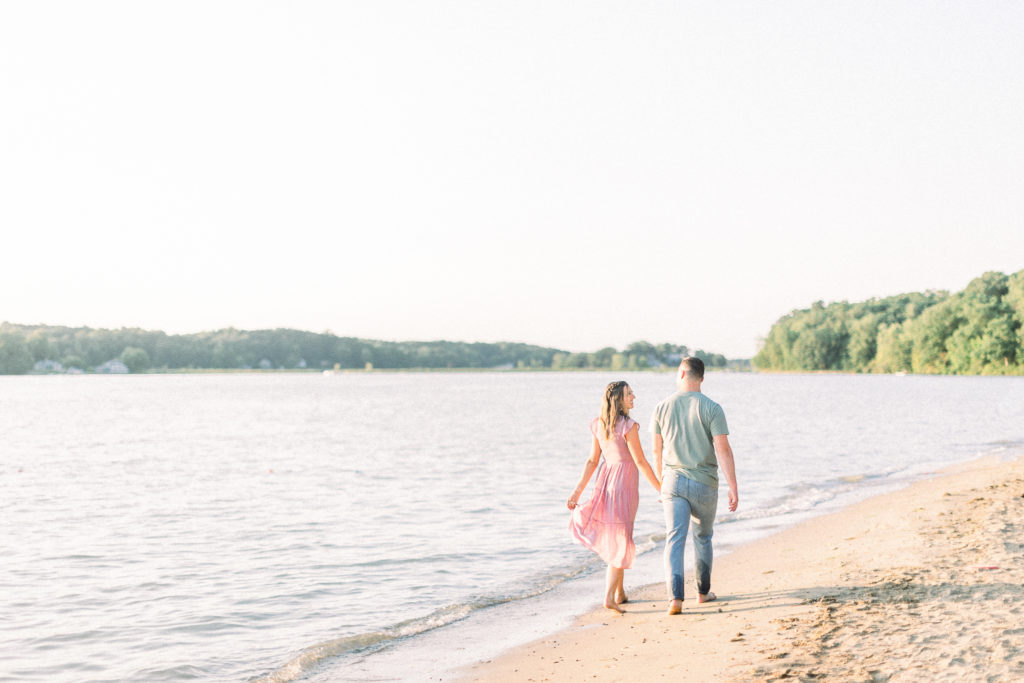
xmin=650 ymin=356 xmax=738 ymax=614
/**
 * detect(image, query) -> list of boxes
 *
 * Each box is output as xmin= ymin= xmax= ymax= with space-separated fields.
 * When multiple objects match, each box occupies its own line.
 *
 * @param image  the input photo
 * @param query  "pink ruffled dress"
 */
xmin=569 ymin=416 xmax=640 ymax=569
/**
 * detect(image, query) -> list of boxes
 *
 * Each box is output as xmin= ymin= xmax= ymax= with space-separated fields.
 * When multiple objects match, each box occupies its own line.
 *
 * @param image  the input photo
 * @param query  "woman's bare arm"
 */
xmin=567 ymin=436 xmax=602 ymax=509
xmin=625 ymin=423 xmax=661 ymax=494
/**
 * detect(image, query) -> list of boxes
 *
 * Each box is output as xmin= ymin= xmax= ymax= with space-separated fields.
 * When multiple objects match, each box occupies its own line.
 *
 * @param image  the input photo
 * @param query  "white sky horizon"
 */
xmin=3 ymin=2 xmax=1023 ymax=359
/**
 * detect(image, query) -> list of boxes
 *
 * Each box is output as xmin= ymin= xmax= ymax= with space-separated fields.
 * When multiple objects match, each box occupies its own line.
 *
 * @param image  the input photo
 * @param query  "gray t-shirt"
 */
xmin=649 ymin=391 xmax=729 ymax=488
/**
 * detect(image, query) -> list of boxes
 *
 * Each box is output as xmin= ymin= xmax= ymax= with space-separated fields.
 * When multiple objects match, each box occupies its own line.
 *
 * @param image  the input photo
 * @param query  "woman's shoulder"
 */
xmin=592 ymin=416 xmax=636 ymax=438
xmin=605 ymin=415 xmax=636 ymax=439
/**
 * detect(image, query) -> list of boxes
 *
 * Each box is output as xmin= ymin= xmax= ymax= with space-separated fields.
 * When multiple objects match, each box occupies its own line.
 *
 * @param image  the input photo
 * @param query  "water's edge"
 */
xmin=291 ymin=441 xmax=1024 ymax=683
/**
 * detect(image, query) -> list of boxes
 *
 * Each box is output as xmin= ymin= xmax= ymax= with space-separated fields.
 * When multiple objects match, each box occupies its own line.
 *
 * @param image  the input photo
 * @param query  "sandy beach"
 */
xmin=460 ymin=453 xmax=1024 ymax=682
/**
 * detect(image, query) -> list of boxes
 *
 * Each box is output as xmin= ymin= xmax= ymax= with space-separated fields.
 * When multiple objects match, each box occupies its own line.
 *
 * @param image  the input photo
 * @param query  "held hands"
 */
xmin=569 ymin=478 xmax=665 ymax=509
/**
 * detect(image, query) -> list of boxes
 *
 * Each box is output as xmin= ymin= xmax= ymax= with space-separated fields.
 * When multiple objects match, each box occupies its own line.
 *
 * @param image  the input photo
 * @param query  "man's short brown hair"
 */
xmin=680 ymin=356 xmax=705 ymax=380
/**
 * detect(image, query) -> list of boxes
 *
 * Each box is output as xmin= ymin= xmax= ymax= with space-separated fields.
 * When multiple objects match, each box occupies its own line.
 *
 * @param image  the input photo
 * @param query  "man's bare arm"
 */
xmin=653 ymin=433 xmax=664 ymax=479
xmin=713 ymin=434 xmax=738 ymax=512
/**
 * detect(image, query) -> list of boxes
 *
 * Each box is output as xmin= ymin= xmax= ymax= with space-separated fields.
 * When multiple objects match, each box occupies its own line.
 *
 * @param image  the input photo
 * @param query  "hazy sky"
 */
xmin=2 ymin=2 xmax=1022 ymax=358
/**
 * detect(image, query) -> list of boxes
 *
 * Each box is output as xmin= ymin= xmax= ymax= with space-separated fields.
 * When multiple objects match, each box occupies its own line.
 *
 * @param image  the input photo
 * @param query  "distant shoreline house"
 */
xmin=95 ymin=359 xmax=130 ymax=374
xmin=32 ymin=359 xmax=64 ymax=374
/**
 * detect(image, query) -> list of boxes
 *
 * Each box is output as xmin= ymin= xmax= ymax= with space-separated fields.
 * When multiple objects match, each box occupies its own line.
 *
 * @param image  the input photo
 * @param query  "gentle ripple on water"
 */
xmin=2 ymin=372 xmax=1024 ymax=681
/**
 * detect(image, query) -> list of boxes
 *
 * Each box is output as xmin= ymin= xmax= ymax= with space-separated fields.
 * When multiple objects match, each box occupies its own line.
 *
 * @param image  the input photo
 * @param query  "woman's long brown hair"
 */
xmin=599 ymin=381 xmax=630 ymax=440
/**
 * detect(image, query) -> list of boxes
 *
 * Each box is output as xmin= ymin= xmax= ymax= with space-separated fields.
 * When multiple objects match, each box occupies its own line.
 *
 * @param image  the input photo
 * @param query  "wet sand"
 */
xmin=459 ymin=454 xmax=1024 ymax=681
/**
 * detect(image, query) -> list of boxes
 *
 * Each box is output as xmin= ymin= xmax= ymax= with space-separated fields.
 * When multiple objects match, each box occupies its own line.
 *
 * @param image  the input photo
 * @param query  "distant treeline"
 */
xmin=0 ymin=322 xmax=737 ymax=374
xmin=551 ymin=342 xmax=731 ymax=371
xmin=754 ymin=269 xmax=1024 ymax=375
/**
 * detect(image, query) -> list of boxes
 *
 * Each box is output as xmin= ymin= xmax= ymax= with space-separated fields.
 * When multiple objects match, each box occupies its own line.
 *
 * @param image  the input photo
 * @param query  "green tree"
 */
xmin=846 ymin=313 xmax=880 ymax=370
xmin=908 ymin=300 xmax=962 ymax=373
xmin=1006 ymin=270 xmax=1024 ymax=361
xmin=656 ymin=342 xmax=688 ymax=361
xmin=754 ymin=313 xmax=800 ymax=370
xmin=705 ymin=353 xmax=727 ymax=368
xmin=564 ymin=352 xmax=590 ymax=369
xmin=977 ymin=316 xmax=1018 ymax=371
xmin=26 ymin=330 xmax=51 ymax=362
xmin=591 ymin=347 xmax=616 ymax=368
xmin=0 ymin=334 xmax=33 ymax=374
xmin=120 ymin=346 xmax=151 ymax=373
xmin=872 ymin=323 xmax=911 ymax=373
xmin=790 ymin=330 xmax=827 ymax=370
xmin=626 ymin=341 xmax=656 ymax=357
xmin=946 ymin=272 xmax=1016 ymax=373
xmin=788 ymin=322 xmax=846 ymax=371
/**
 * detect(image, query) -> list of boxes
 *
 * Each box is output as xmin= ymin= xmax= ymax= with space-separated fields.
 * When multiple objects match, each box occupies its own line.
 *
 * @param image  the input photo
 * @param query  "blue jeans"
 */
xmin=662 ymin=470 xmax=718 ymax=600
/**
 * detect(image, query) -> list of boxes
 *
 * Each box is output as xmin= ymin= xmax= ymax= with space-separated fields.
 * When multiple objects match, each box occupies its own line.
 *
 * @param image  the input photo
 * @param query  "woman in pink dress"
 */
xmin=567 ymin=381 xmax=661 ymax=613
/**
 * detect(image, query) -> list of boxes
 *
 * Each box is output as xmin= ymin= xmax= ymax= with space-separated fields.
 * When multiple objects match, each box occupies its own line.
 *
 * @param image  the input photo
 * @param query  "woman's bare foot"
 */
xmin=604 ymin=600 xmax=625 ymax=614
xmin=604 ymin=566 xmax=625 ymax=613
xmin=666 ymin=599 xmax=682 ymax=615
xmin=698 ymin=591 xmax=717 ymax=603
xmin=615 ymin=590 xmax=628 ymax=604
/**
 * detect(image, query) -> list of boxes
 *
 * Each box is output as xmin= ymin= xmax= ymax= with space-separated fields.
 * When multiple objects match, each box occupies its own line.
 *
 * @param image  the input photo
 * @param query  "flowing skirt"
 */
xmin=569 ymin=460 xmax=639 ymax=569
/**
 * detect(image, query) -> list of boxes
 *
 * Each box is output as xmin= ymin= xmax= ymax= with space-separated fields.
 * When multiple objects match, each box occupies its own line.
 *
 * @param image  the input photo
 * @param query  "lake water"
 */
xmin=2 ymin=372 xmax=1023 ymax=682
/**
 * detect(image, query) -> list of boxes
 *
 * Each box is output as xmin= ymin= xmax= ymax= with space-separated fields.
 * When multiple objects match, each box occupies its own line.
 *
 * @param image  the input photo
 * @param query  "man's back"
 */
xmin=650 ymin=391 xmax=728 ymax=488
